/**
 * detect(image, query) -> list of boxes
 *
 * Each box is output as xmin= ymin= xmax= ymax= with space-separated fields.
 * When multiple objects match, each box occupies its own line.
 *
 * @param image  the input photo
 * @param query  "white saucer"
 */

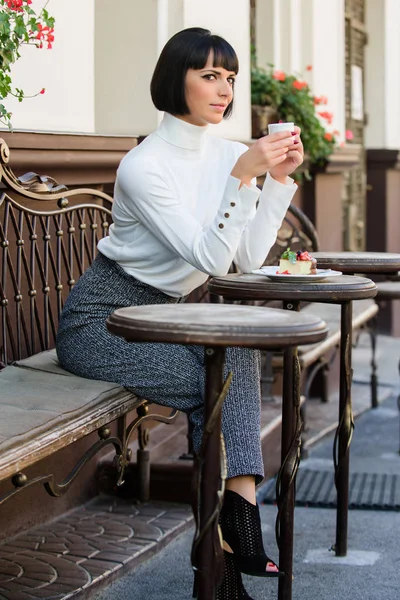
xmin=252 ymin=266 xmax=343 ymax=283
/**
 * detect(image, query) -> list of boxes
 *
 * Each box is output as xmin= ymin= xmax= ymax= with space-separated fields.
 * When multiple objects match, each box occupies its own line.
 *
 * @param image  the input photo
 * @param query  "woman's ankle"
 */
xmin=225 ymin=476 xmax=256 ymax=505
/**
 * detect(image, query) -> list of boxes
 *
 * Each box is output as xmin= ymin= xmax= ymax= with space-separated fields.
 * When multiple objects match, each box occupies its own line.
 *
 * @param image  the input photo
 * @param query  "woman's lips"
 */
xmin=211 ymin=104 xmax=226 ymax=111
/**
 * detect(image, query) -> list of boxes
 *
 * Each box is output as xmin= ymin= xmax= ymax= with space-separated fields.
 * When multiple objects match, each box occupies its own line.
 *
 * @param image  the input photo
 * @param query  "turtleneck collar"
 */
xmin=156 ymin=112 xmax=208 ymax=151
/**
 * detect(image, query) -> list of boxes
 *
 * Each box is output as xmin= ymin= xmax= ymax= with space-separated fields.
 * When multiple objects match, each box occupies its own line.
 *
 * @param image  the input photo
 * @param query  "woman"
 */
xmin=56 ymin=27 xmax=303 ymax=599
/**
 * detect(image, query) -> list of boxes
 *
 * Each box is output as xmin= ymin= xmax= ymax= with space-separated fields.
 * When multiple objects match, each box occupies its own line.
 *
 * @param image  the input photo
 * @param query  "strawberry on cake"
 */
xmin=278 ymin=248 xmax=317 ymax=275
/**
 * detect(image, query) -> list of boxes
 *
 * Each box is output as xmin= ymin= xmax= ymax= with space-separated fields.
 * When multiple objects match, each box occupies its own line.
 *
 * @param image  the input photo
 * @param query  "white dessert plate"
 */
xmin=252 ymin=266 xmax=343 ymax=283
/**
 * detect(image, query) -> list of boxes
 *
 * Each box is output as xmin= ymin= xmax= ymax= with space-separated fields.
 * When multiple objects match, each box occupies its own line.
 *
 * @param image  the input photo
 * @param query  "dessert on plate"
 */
xmin=278 ymin=248 xmax=317 ymax=275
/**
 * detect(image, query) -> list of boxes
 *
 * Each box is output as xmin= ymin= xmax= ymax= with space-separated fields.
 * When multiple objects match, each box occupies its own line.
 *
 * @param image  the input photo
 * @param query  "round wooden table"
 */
xmin=107 ymin=303 xmax=328 ymax=600
xmin=312 ymin=252 xmax=400 ymax=408
xmin=312 ymin=251 xmax=400 ymax=275
xmin=208 ymin=273 xmax=377 ymax=567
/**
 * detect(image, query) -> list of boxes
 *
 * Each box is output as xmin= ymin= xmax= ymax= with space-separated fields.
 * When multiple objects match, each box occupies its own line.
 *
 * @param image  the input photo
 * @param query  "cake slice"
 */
xmin=278 ymin=248 xmax=317 ymax=275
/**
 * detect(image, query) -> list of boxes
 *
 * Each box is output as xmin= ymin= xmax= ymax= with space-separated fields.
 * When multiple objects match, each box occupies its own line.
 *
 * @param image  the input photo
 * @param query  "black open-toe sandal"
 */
xmin=192 ymin=551 xmax=254 ymax=599
xmin=217 ymin=550 xmax=255 ymax=599
xmin=219 ymin=489 xmax=284 ymax=578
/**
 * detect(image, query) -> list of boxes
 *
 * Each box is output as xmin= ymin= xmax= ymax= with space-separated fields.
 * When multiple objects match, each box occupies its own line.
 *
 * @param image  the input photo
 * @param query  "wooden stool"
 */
xmin=107 ymin=303 xmax=328 ymax=600
xmin=376 ymin=280 xmax=400 ymax=453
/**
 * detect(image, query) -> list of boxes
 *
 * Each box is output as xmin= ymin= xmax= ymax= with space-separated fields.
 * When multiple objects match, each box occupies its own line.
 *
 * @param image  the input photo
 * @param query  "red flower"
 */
xmin=293 ymin=80 xmax=307 ymax=90
xmin=273 ymin=70 xmax=286 ymax=81
xmin=40 ymin=88 xmax=45 ymax=94
xmin=324 ymin=132 xmax=333 ymax=142
xmin=34 ymin=24 xmax=55 ymax=49
xmin=5 ymin=0 xmax=24 ymax=11
xmin=318 ymin=111 xmax=334 ymax=125
xmin=306 ymin=65 xmax=313 ymax=71
xmin=345 ymin=129 xmax=354 ymax=141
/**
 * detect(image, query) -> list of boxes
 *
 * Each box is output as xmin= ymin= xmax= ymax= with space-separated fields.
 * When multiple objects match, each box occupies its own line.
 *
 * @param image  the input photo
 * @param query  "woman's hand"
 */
xmin=231 ymin=130 xmax=294 ymax=187
xmin=269 ymin=126 xmax=304 ymax=183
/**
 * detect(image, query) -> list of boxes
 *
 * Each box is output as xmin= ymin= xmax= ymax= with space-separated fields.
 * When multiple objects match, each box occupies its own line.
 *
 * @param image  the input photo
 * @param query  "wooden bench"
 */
xmin=0 ymin=138 xmax=177 ymax=511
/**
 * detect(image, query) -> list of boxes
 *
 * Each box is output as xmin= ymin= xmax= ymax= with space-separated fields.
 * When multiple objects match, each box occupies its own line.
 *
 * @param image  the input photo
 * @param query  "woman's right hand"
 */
xmin=231 ymin=131 xmax=294 ymax=187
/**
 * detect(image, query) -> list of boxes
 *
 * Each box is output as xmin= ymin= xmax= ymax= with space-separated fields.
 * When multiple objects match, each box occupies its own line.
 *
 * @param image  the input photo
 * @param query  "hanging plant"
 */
xmin=251 ymin=63 xmax=351 ymax=168
xmin=0 ymin=0 xmax=55 ymax=129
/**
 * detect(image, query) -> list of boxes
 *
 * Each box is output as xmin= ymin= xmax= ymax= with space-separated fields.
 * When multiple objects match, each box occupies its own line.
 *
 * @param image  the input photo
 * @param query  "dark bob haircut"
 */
xmin=151 ymin=27 xmax=239 ymax=119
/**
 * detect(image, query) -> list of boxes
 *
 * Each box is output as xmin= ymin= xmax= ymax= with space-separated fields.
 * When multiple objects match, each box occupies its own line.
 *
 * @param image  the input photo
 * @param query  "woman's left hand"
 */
xmin=269 ymin=126 xmax=304 ymax=182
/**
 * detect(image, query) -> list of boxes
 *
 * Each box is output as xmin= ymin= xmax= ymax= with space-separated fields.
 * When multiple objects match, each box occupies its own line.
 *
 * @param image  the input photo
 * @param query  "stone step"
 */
xmin=0 ymin=495 xmax=192 ymax=599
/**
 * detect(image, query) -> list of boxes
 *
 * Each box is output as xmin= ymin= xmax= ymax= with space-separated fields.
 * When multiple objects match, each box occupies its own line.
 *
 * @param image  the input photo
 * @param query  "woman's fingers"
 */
xmin=234 ymin=125 xmax=303 ymax=179
xmin=261 ymin=136 xmax=293 ymax=151
xmin=286 ymin=150 xmax=304 ymax=166
xmin=264 ymin=131 xmax=294 ymax=142
xmin=268 ymin=147 xmax=289 ymax=158
xmin=269 ymin=153 xmax=289 ymax=167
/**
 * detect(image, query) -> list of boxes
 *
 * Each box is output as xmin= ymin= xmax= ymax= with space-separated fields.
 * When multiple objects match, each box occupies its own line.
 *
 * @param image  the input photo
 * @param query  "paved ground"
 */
xmin=90 ymin=335 xmax=400 ymax=600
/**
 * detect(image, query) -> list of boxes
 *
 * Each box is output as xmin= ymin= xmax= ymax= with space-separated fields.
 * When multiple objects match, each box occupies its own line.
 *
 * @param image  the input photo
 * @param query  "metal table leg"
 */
xmin=277 ymin=345 xmax=302 ymax=600
xmin=334 ymin=300 xmax=355 ymax=556
xmin=192 ymin=346 xmax=226 ymax=599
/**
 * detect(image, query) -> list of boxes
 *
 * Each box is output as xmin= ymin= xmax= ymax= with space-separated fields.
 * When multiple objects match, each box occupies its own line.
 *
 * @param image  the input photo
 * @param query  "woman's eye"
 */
xmin=202 ymin=74 xmax=216 ymax=80
xmin=228 ymin=78 xmax=235 ymax=85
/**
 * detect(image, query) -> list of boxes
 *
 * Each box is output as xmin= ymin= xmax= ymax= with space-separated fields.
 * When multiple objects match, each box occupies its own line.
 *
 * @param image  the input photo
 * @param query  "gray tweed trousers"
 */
xmin=56 ymin=253 xmax=264 ymax=483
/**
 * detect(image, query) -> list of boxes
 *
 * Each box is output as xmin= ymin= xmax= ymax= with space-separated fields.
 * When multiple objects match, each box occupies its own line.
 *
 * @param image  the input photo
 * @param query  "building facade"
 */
xmin=2 ymin=0 xmax=400 ymax=327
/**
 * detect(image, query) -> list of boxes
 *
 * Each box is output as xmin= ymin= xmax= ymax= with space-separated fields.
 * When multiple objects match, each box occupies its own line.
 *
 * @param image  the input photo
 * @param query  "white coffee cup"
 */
xmin=268 ymin=122 xmax=295 ymax=134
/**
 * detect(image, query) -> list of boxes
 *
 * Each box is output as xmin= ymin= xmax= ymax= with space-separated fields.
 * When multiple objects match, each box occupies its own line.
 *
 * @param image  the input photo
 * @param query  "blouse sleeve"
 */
xmin=233 ymin=173 xmax=298 ymax=273
xmin=115 ymin=158 xmax=261 ymax=277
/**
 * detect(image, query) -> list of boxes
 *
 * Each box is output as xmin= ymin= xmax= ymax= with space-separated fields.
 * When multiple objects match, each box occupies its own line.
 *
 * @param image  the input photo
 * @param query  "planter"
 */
xmin=251 ymin=105 xmax=279 ymax=138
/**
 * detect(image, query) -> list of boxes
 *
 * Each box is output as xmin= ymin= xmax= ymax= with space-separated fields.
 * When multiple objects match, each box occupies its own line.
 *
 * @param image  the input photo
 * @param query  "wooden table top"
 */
xmin=312 ymin=252 xmax=400 ymax=274
xmin=106 ymin=303 xmax=328 ymax=349
xmin=208 ymin=273 xmax=377 ymax=303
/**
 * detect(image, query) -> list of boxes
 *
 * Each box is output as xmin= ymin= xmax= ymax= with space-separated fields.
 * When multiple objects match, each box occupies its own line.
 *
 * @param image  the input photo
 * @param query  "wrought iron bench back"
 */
xmin=0 ymin=139 xmax=113 ymax=365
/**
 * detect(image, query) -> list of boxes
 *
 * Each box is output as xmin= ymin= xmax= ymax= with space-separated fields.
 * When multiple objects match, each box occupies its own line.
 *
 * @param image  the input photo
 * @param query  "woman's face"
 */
xmin=181 ymin=51 xmax=236 ymax=126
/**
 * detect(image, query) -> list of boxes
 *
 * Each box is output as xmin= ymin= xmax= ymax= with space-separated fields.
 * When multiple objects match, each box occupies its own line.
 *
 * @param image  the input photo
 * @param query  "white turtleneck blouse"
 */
xmin=97 ymin=113 xmax=298 ymax=297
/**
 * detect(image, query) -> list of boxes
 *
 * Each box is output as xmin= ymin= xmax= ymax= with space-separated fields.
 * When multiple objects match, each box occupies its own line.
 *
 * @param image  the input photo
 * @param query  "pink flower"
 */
xmin=324 ymin=132 xmax=333 ymax=142
xmin=306 ymin=65 xmax=313 ymax=71
xmin=40 ymin=88 xmax=45 ymax=94
xmin=345 ymin=129 xmax=354 ymax=141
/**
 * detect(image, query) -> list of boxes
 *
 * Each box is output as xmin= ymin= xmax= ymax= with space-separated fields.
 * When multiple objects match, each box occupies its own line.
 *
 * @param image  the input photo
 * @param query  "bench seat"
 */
xmin=296 ymin=298 xmax=378 ymax=368
xmin=272 ymin=299 xmax=378 ymax=402
xmin=273 ymin=299 xmax=377 ymax=367
xmin=0 ymin=349 xmax=142 ymax=482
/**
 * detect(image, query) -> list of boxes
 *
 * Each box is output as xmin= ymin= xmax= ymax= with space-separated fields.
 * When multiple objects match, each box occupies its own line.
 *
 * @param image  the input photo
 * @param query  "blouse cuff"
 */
xmin=264 ymin=172 xmax=296 ymax=195
xmin=213 ymin=175 xmax=260 ymax=232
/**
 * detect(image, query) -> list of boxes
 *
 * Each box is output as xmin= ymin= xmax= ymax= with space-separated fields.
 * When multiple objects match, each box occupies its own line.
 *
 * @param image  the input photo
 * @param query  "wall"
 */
xmin=95 ymin=0 xmax=159 ymax=135
xmin=1 ymin=0 xmax=253 ymax=141
xmin=0 ymin=0 xmax=95 ymax=133
xmin=365 ymin=0 xmax=400 ymax=149
xmin=255 ymin=0 xmax=346 ymax=142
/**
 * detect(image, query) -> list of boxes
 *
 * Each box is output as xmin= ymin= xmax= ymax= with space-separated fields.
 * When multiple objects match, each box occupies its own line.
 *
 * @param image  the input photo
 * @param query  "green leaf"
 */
xmin=281 ymin=248 xmax=297 ymax=263
xmin=14 ymin=15 xmax=25 ymax=37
